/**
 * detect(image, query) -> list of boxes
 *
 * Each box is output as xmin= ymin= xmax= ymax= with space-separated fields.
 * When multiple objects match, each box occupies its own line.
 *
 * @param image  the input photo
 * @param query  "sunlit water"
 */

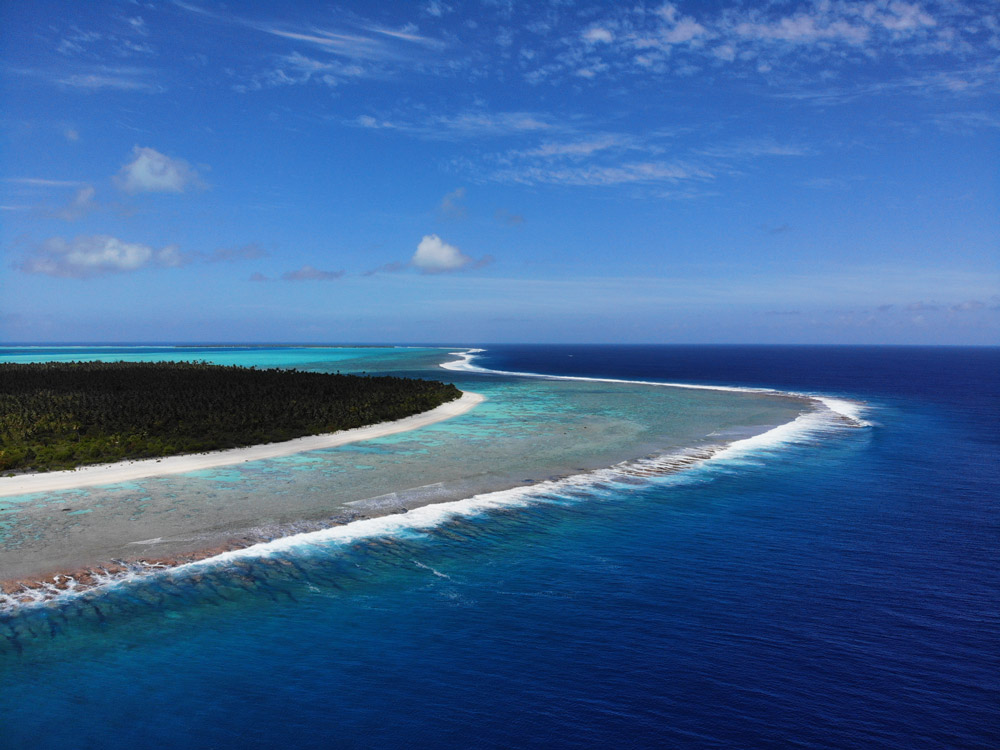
xmin=0 ymin=345 xmax=995 ymax=749
xmin=0 ymin=346 xmax=805 ymax=581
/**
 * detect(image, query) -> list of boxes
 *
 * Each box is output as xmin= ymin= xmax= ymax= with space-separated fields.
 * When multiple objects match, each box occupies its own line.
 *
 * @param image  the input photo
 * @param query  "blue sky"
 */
xmin=1 ymin=0 xmax=997 ymax=344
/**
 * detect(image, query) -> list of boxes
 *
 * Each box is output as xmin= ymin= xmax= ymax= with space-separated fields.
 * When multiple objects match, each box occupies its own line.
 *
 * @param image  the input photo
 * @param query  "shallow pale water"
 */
xmin=0 ymin=346 xmax=805 ymax=580
xmin=0 ymin=345 xmax=996 ymax=749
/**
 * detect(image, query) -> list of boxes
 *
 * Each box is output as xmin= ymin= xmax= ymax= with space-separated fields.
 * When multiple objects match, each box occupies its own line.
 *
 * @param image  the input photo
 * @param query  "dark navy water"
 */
xmin=1 ymin=346 xmax=997 ymax=749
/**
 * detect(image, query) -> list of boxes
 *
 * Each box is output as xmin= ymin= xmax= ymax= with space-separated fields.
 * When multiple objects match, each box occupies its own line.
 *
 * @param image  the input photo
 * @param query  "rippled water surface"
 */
xmin=0 ymin=346 xmax=804 ymax=581
xmin=0 ymin=345 xmax=996 ymax=749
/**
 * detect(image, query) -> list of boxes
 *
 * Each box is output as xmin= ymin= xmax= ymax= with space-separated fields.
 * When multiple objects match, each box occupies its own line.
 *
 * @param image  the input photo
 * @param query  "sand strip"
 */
xmin=0 ymin=391 xmax=484 ymax=498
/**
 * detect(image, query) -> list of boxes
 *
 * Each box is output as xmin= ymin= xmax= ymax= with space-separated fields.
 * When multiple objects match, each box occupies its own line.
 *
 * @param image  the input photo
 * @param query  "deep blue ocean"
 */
xmin=1 ymin=345 xmax=997 ymax=749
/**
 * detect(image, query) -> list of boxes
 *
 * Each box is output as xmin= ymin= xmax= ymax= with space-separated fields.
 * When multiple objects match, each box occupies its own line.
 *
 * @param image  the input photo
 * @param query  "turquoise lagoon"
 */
xmin=0 ymin=345 xmax=993 ymax=750
xmin=0 ymin=346 xmax=807 ymax=585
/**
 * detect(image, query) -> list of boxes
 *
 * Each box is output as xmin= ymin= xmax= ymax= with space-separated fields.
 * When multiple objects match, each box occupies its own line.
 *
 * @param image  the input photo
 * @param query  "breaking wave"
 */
xmin=0 ymin=348 xmax=870 ymax=618
xmin=442 ymin=348 xmax=872 ymax=427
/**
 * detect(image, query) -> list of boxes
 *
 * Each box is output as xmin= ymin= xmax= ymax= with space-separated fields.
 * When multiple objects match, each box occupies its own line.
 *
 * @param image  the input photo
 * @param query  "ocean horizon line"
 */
xmin=1 ymin=342 xmax=997 ymax=349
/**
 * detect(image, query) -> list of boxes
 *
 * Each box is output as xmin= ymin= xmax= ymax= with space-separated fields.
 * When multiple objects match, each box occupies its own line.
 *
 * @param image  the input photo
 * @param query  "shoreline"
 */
xmin=0 ymin=395 xmax=860 ymax=606
xmin=0 ymin=425 xmax=755 ymax=601
xmin=0 ymin=348 xmax=868 ymax=608
xmin=442 ymin=349 xmax=870 ymax=426
xmin=0 ymin=391 xmax=484 ymax=499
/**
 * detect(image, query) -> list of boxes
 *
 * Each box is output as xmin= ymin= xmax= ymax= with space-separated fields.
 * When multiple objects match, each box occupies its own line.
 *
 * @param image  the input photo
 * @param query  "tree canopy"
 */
xmin=0 ymin=361 xmax=461 ymax=473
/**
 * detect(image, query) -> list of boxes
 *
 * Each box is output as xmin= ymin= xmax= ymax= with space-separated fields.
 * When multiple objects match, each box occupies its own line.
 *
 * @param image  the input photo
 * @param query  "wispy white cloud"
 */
xmin=176 ymin=0 xmax=446 ymax=75
xmin=697 ymin=139 xmax=812 ymax=159
xmin=900 ymin=295 xmax=1000 ymax=315
xmin=114 ymin=146 xmax=204 ymax=194
xmin=730 ymin=13 xmax=871 ymax=46
xmin=281 ymin=265 xmax=345 ymax=281
xmin=2 ymin=177 xmax=87 ymax=188
xmin=26 ymin=1 xmax=998 ymax=110
xmin=773 ymin=64 xmax=1000 ymax=105
xmin=657 ymin=187 xmax=723 ymax=201
xmin=705 ymin=1 xmax=941 ymax=52
xmin=54 ymin=67 xmax=160 ymax=92
xmin=353 ymin=111 xmax=554 ymax=139
xmin=950 ymin=299 xmax=987 ymax=312
xmin=354 ymin=115 xmax=395 ymax=130
xmin=647 ymin=3 xmax=707 ymax=46
xmin=206 ymin=244 xmax=268 ymax=263
xmin=55 ymin=19 xmax=155 ymax=59
xmin=258 ymin=26 xmax=399 ymax=61
xmin=766 ymin=223 xmax=793 ymax=235
xmin=582 ymin=26 xmax=614 ymax=44
xmin=423 ymin=2 xmax=451 ymax=19
xmin=16 ymin=235 xmax=189 ymax=278
xmin=439 ymin=187 xmax=467 ymax=218
xmin=1 ymin=178 xmax=105 ymax=219
xmin=236 ymin=51 xmax=367 ymax=91
xmin=495 ymin=208 xmax=524 ymax=226
xmin=514 ymin=0 xmax=994 ymax=97
xmin=363 ymin=261 xmax=409 ymax=277
xmin=515 ymin=135 xmax=627 ymax=159
xmin=712 ymin=44 xmax=737 ymax=61
xmin=14 ymin=232 xmax=264 ymax=278
xmin=125 ymin=16 xmax=148 ymax=35
xmin=364 ymin=23 xmax=445 ymax=49
xmin=870 ymin=2 xmax=937 ymax=32
xmin=438 ymin=124 xmax=808 ymax=191
xmin=55 ymin=28 xmax=102 ymax=56
xmin=492 ymin=160 xmax=712 ymax=187
xmin=932 ymin=110 xmax=1000 ymax=134
xmin=53 ymin=185 xmax=99 ymax=221
xmin=800 ymin=176 xmax=863 ymax=190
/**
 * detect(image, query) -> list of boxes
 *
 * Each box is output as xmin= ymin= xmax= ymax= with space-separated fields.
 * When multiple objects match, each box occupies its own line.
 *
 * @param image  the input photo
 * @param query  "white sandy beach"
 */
xmin=0 ymin=391 xmax=484 ymax=498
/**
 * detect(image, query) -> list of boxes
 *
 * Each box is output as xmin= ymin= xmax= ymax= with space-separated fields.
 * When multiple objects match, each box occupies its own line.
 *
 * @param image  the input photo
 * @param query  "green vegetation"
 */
xmin=0 ymin=361 xmax=462 ymax=473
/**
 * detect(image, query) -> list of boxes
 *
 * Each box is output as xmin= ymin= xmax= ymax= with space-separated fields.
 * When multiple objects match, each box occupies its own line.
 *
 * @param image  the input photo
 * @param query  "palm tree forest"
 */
xmin=0 ymin=361 xmax=462 ymax=473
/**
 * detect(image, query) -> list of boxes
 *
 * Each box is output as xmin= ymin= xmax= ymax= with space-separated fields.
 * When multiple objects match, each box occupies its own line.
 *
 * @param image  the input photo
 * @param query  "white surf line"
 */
xmin=0 ymin=397 xmax=856 ymax=613
xmin=0 ymin=360 xmax=861 ymax=611
xmin=167 ymin=347 xmax=870 ymax=574
xmin=169 ymin=398 xmax=854 ymax=576
xmin=0 ymin=391 xmax=485 ymax=498
xmin=0 ymin=348 xmax=860 ymax=606
xmin=442 ymin=349 xmax=871 ymax=427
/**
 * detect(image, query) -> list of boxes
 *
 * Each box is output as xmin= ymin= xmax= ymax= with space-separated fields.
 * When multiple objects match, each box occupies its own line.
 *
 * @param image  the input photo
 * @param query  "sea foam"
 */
xmin=442 ymin=348 xmax=872 ymax=427
xmin=0 ymin=348 xmax=869 ymax=615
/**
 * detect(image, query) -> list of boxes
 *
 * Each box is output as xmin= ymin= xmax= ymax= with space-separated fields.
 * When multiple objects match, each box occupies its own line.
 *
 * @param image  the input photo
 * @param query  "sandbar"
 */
xmin=0 ymin=391 xmax=484 ymax=498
